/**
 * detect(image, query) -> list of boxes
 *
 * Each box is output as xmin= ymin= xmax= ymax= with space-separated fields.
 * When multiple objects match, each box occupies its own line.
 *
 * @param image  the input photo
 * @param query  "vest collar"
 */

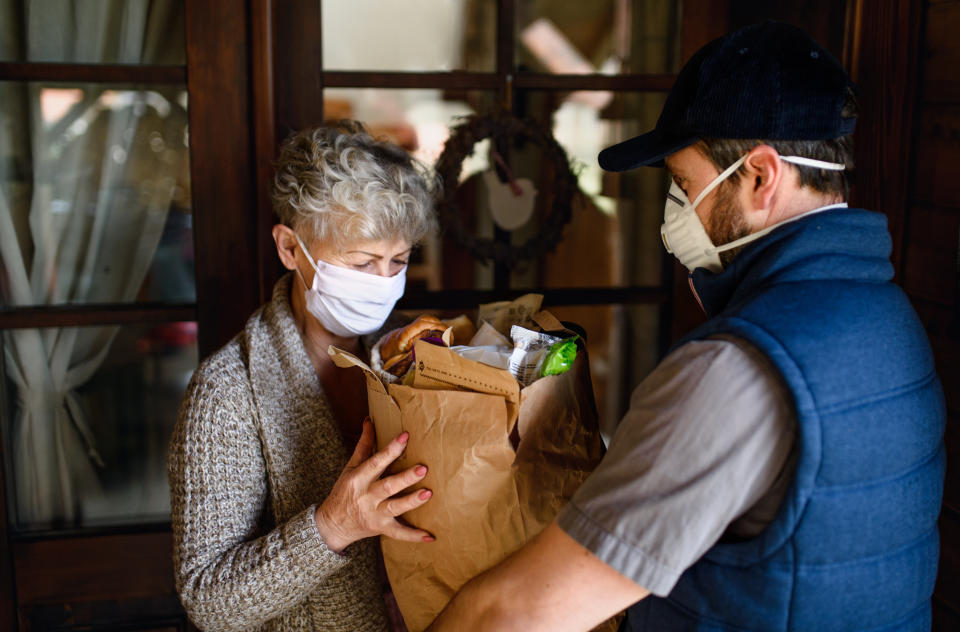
xmin=689 ymin=207 xmax=894 ymax=318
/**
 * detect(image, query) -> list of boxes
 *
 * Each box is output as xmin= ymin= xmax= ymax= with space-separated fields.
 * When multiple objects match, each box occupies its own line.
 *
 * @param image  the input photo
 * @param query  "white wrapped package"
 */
xmin=449 ymin=344 xmax=512 ymax=370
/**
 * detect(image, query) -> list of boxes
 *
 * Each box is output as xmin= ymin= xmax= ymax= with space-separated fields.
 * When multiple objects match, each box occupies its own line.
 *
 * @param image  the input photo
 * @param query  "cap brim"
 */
xmin=598 ymin=128 xmax=698 ymax=172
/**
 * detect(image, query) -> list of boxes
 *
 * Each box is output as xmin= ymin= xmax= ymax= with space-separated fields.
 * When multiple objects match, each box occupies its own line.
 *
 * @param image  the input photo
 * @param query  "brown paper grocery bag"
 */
xmin=330 ymin=338 xmax=606 ymax=632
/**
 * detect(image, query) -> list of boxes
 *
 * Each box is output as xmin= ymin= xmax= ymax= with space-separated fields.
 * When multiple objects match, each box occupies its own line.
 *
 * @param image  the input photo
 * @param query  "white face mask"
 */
xmin=294 ymin=234 xmax=406 ymax=337
xmin=661 ymin=154 xmax=847 ymax=273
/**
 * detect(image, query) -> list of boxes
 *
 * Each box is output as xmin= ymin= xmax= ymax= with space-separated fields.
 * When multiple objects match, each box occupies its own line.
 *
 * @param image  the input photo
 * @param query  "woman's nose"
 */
xmin=374 ymin=262 xmax=395 ymax=277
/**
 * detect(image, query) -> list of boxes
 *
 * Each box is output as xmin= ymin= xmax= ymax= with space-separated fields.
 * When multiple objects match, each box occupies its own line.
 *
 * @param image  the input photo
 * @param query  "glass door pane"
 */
xmin=321 ymin=0 xmax=495 ymax=72
xmin=516 ymin=0 xmax=683 ymax=75
xmin=2 ymin=321 xmax=198 ymax=531
xmin=0 ymin=0 xmax=194 ymax=534
xmin=0 ymin=0 xmax=186 ymax=64
xmin=0 ymin=83 xmax=193 ymax=307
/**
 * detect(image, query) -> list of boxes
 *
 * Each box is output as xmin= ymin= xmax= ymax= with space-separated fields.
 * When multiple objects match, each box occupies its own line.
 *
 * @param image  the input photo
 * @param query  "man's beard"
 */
xmin=707 ymin=183 xmax=752 ymax=267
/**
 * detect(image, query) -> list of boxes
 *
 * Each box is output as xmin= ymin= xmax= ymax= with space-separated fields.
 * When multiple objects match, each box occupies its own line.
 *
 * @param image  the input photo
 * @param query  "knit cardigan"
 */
xmin=168 ymin=274 xmax=389 ymax=631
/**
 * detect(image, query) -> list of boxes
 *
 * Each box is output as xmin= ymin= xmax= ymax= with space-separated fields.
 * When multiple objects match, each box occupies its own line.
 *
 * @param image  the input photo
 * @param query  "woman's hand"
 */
xmin=314 ymin=419 xmax=434 ymax=552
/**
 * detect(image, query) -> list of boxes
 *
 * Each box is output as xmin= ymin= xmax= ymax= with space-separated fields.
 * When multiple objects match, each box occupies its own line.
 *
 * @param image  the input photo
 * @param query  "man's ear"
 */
xmin=742 ymin=144 xmax=783 ymax=216
xmin=272 ymin=224 xmax=301 ymax=271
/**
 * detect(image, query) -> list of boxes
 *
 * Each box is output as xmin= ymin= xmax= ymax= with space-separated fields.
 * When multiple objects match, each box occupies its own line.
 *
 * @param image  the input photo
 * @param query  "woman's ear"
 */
xmin=272 ymin=224 xmax=301 ymax=271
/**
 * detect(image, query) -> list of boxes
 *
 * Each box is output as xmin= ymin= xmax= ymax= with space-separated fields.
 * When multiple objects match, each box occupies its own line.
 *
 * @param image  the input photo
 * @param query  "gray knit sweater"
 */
xmin=168 ymin=274 xmax=389 ymax=631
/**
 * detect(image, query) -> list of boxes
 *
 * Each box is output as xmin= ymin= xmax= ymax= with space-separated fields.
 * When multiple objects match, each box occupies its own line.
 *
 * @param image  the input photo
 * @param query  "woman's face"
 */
xmin=308 ymin=237 xmax=412 ymax=278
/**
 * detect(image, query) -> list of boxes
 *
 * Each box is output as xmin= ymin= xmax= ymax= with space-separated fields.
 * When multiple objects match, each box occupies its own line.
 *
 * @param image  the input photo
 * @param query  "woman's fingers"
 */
xmin=374 ymin=464 xmax=428 ymax=499
xmin=319 ymin=427 xmax=437 ymax=548
xmin=383 ymin=517 xmax=435 ymax=543
xmin=382 ymin=487 xmax=433 ymax=517
xmin=345 ymin=418 xmax=377 ymax=469
xmin=355 ymin=431 xmax=410 ymax=479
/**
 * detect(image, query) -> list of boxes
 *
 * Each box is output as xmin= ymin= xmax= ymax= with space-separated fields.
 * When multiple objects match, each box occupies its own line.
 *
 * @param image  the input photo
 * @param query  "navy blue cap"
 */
xmin=599 ymin=22 xmax=858 ymax=172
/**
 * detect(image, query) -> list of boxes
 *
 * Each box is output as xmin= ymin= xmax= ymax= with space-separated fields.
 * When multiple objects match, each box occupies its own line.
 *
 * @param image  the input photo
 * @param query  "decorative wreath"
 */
xmin=434 ymin=112 xmax=579 ymax=267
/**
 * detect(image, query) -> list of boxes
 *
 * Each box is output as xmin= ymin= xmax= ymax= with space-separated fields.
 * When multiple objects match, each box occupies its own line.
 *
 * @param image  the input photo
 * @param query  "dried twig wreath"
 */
xmin=434 ymin=112 xmax=579 ymax=267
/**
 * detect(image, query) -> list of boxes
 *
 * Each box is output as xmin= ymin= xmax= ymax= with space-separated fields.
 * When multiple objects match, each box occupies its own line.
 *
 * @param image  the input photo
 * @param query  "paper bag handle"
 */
xmin=328 ymin=345 xmax=389 ymax=395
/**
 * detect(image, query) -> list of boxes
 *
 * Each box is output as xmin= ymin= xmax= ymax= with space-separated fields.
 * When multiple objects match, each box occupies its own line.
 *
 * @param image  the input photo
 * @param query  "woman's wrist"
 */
xmin=314 ymin=503 xmax=350 ymax=552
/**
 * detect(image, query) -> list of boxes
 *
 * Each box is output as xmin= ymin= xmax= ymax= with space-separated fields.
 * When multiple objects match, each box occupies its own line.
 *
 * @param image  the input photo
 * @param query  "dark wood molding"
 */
xmin=272 ymin=2 xmax=324 ymax=140
xmin=668 ymin=0 xmax=730 ymax=343
xmin=513 ymin=72 xmax=676 ymax=92
xmin=320 ymin=71 xmax=502 ymax=90
xmin=0 ymin=304 xmax=196 ymax=330
xmin=844 ymin=0 xmax=926 ymax=280
xmin=185 ymin=0 xmax=261 ymax=358
xmin=496 ymin=0 xmax=515 ymax=78
xmin=396 ymin=286 xmax=669 ymax=311
xmin=923 ymin=79 xmax=960 ymax=105
xmin=13 ymin=532 xmax=174 ymax=603
xmin=251 ymin=0 xmax=282 ymax=305
xmin=0 ymin=62 xmax=185 ymax=84
xmin=19 ymin=598 xmax=188 ymax=632
xmin=259 ymin=1 xmax=328 ymax=303
xmin=0 ymin=415 xmax=15 ymax=632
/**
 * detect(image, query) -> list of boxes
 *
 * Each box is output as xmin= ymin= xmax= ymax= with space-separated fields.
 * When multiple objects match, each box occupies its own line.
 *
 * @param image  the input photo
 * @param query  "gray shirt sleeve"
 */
xmin=556 ymin=335 xmax=796 ymax=597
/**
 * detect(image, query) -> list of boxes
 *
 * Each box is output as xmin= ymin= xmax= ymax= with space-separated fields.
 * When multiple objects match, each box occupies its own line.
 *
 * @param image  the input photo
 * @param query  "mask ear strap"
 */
xmin=292 ymin=232 xmax=322 ymax=292
xmin=293 ymin=266 xmax=310 ymax=291
xmin=781 ymin=155 xmax=846 ymax=171
xmin=293 ymin=232 xmax=322 ymax=275
xmin=695 ymin=154 xmax=845 ymax=210
xmin=692 ymin=155 xmax=748 ymax=209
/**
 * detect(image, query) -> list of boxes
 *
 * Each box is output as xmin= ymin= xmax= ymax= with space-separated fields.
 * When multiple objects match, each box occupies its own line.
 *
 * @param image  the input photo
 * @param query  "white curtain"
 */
xmin=0 ymin=0 xmax=185 ymax=525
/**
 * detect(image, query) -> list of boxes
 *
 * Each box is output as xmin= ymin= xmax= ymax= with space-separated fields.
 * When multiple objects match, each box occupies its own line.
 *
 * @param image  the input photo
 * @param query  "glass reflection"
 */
xmin=321 ymin=0 xmax=494 ymax=72
xmin=2 ymin=321 xmax=198 ymax=531
xmin=428 ymin=90 xmax=668 ymax=292
xmin=546 ymin=304 xmax=662 ymax=437
xmin=516 ymin=0 xmax=683 ymax=75
xmin=322 ymin=87 xmax=670 ymax=295
xmin=0 ymin=83 xmax=194 ymax=307
xmin=0 ymin=0 xmax=186 ymax=64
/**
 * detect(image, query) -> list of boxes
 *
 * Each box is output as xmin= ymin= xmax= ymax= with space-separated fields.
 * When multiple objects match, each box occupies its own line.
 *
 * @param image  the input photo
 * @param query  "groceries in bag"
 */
xmin=329 ymin=294 xmax=608 ymax=631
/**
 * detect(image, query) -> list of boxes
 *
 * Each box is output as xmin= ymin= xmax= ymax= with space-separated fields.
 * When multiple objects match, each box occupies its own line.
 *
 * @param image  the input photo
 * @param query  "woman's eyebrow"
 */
xmin=346 ymin=248 xmax=413 ymax=258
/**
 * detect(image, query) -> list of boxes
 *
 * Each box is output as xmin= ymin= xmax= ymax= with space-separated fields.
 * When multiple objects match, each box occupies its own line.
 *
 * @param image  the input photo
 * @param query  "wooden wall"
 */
xmin=908 ymin=1 xmax=960 ymax=628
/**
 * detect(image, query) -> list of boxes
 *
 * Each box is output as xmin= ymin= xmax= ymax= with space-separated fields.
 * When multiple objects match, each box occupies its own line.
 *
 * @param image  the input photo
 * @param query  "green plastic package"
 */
xmin=540 ymin=335 xmax=579 ymax=377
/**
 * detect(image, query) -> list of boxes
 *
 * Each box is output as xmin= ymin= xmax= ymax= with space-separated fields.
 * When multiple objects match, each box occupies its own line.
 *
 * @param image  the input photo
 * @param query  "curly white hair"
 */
xmin=271 ymin=121 xmax=438 ymax=248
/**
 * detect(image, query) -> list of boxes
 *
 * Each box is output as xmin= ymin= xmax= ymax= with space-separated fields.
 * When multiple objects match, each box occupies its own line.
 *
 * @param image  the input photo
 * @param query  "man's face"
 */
xmin=663 ymin=145 xmax=751 ymax=259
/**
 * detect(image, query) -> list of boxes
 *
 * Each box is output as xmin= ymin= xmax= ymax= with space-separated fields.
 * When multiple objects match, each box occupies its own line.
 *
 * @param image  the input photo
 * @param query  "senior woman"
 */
xmin=168 ymin=122 xmax=437 ymax=631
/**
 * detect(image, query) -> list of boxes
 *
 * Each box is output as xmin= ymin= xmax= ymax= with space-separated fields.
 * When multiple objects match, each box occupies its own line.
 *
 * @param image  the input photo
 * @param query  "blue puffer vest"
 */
xmin=624 ymin=208 xmax=946 ymax=631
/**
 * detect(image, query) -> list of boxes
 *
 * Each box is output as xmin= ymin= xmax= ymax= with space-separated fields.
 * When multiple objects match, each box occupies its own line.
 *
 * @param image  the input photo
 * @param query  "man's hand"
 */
xmin=427 ymin=523 xmax=649 ymax=631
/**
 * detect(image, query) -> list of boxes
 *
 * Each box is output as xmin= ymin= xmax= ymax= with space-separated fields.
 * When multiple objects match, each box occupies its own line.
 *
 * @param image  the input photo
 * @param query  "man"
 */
xmin=427 ymin=22 xmax=945 ymax=632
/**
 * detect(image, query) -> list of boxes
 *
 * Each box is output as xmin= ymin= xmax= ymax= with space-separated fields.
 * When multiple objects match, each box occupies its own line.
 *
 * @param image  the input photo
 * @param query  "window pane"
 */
xmin=516 ymin=0 xmax=682 ymax=75
xmin=2 ymin=321 xmax=198 ymax=531
xmin=325 ymin=88 xmax=669 ymax=294
xmin=0 ymin=82 xmax=194 ymax=307
xmin=321 ymin=0 xmax=495 ymax=72
xmin=0 ymin=0 xmax=186 ymax=64
xmin=542 ymin=303 xmax=661 ymax=438
xmin=515 ymin=91 xmax=668 ymax=290
xmin=428 ymin=90 xmax=668 ymax=292
xmin=323 ymin=87 xmax=497 ymax=165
